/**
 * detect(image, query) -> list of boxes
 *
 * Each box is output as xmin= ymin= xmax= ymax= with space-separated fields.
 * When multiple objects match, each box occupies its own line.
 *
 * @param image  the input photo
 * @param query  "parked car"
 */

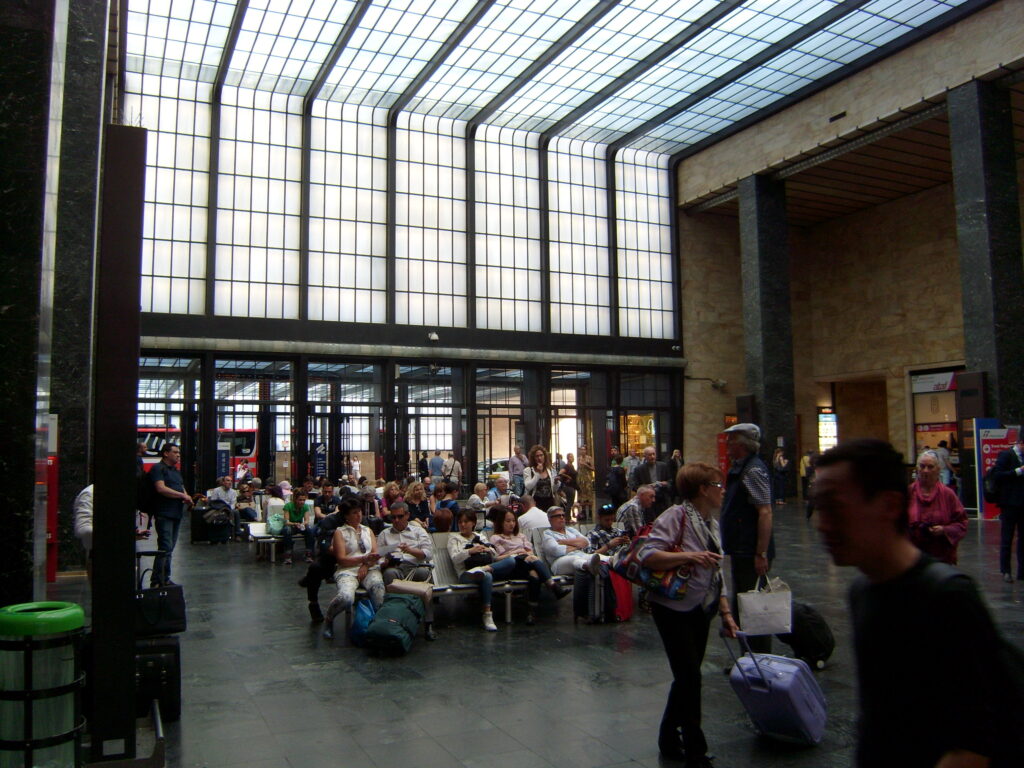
xmin=477 ymin=459 xmax=510 ymax=483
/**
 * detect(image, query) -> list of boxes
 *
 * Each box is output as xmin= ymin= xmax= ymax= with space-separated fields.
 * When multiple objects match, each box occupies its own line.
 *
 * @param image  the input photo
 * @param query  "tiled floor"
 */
xmin=54 ymin=504 xmax=1024 ymax=768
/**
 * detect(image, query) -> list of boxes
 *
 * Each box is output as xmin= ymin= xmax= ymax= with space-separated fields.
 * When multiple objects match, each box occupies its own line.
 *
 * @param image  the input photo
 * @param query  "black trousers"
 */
xmin=730 ymin=555 xmax=772 ymax=653
xmin=651 ymin=602 xmax=712 ymax=758
xmin=1000 ymin=506 xmax=1024 ymax=577
xmin=304 ymin=560 xmax=333 ymax=603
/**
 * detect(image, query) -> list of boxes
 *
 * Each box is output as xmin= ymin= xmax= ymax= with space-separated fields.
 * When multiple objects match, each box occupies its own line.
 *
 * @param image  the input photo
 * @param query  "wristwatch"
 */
xmin=757 ymin=551 xmax=768 ymax=558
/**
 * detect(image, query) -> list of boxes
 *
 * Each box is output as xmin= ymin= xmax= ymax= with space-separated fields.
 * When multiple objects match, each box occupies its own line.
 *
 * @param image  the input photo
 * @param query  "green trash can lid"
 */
xmin=0 ymin=602 xmax=84 ymax=636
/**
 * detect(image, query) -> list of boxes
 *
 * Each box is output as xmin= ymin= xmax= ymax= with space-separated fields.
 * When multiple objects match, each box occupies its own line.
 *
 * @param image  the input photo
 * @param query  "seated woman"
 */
xmin=489 ymin=506 xmax=569 ymax=624
xmin=908 ymin=449 xmax=968 ymax=564
xmin=322 ymin=503 xmax=385 ymax=640
xmin=281 ymin=490 xmax=316 ymax=565
xmin=404 ymin=481 xmax=431 ymax=526
xmin=448 ymin=509 xmax=517 ymax=631
xmin=431 ymin=481 xmax=460 ymax=533
xmin=380 ymin=481 xmax=404 ymax=518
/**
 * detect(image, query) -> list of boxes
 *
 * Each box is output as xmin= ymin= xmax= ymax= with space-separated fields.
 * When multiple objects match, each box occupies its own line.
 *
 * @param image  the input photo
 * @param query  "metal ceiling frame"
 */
xmin=203 ymin=0 xmax=250 ymax=319
xmin=464 ymin=0 xmax=622 ymax=332
xmin=385 ymin=0 xmax=496 ymax=326
xmin=298 ymin=0 xmax=374 ymax=320
xmin=667 ymin=0 xmax=1000 ymax=166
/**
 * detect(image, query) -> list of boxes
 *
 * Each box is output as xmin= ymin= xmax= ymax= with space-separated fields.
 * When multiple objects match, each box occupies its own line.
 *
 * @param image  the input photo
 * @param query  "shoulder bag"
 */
xmin=610 ymin=509 xmax=691 ymax=599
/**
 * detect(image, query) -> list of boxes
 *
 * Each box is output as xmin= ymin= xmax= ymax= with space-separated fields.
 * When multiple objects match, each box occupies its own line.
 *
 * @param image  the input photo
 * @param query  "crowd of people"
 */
xmin=73 ymin=428 xmax=1024 ymax=768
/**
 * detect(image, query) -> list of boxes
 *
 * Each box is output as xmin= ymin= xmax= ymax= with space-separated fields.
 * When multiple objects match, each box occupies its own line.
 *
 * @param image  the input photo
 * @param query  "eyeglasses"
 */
xmin=549 ymin=513 xmax=565 ymax=519
xmin=708 ymin=482 xmax=723 ymax=489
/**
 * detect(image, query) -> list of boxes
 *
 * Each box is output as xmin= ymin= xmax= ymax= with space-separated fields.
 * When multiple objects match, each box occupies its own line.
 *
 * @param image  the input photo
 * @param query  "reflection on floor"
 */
xmin=53 ymin=505 xmax=1024 ymax=768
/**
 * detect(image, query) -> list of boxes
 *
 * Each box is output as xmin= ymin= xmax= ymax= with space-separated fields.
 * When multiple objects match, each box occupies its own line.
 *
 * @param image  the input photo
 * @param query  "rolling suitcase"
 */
xmin=725 ymin=632 xmax=827 ymax=745
xmin=365 ymin=594 xmax=424 ymax=655
xmin=135 ymin=636 xmax=181 ymax=722
xmin=572 ymin=568 xmax=617 ymax=623
xmin=775 ymin=602 xmax=835 ymax=669
xmin=609 ymin=571 xmax=633 ymax=622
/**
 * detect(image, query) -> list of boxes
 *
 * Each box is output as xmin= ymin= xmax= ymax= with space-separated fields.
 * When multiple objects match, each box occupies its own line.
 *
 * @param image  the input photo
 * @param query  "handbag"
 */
xmin=348 ymin=599 xmax=376 ymax=647
xmin=737 ymin=575 xmax=792 ymax=635
xmin=135 ymin=564 xmax=187 ymax=636
xmin=463 ymin=536 xmax=494 ymax=569
xmin=610 ymin=513 xmax=692 ymax=600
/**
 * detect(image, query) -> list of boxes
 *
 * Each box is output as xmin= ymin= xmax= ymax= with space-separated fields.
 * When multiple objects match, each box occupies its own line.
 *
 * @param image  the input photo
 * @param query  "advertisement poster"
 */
xmin=975 ymin=419 xmax=1019 ymax=520
xmin=312 ymin=441 xmax=327 ymax=479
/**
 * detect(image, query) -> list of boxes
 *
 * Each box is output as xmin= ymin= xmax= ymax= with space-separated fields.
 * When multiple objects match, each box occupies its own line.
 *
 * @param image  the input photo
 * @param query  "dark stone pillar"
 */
xmin=0 ymin=0 xmax=64 ymax=607
xmin=52 ymin=0 xmax=110 ymax=570
xmin=737 ymin=174 xmax=796 ymax=457
xmin=948 ymin=80 xmax=1024 ymax=423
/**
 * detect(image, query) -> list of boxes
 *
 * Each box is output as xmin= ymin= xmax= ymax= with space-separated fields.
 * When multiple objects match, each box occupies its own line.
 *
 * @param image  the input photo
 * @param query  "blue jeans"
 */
xmin=282 ymin=525 xmax=315 ymax=558
xmin=511 ymin=475 xmax=524 ymax=497
xmin=459 ymin=557 xmax=516 ymax=607
xmin=153 ymin=516 xmax=181 ymax=585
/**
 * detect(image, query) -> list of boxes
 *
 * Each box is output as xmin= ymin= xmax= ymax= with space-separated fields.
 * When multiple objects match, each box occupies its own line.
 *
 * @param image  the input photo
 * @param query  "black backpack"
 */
xmin=983 ymin=467 xmax=1000 ymax=504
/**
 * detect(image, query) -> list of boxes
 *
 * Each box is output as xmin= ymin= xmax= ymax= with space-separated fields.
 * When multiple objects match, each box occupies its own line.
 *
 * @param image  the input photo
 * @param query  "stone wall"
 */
xmin=678 ymin=212 xmax=743 ymax=464
xmin=680 ymin=183 xmax=965 ymax=462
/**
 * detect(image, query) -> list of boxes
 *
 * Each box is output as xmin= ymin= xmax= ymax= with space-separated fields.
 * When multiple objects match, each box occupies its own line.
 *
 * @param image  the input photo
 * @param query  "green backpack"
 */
xmin=267 ymin=511 xmax=285 ymax=535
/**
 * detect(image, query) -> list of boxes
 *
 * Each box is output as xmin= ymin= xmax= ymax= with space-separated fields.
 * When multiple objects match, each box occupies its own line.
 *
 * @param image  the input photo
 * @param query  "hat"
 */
xmin=546 ymin=505 xmax=565 ymax=516
xmin=278 ymin=480 xmax=292 ymax=491
xmin=722 ymin=423 xmax=761 ymax=441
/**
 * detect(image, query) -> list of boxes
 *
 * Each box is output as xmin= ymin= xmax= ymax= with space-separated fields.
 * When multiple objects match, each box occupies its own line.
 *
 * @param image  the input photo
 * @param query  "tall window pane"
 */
xmin=549 ymin=137 xmax=610 ymax=335
xmin=476 ymin=126 xmax=541 ymax=332
xmin=617 ymin=149 xmax=673 ymax=339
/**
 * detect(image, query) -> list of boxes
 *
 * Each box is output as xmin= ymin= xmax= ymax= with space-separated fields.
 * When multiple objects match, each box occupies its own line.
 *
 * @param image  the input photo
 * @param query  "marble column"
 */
xmin=0 ymin=1 xmax=65 ymax=607
xmin=948 ymin=80 xmax=1024 ymax=424
xmin=738 ymin=174 xmax=797 ymax=457
xmin=52 ymin=0 xmax=109 ymax=571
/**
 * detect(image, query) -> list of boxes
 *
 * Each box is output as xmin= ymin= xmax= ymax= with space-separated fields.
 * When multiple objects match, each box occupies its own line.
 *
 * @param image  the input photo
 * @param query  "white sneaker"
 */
xmin=482 ymin=612 xmax=498 ymax=631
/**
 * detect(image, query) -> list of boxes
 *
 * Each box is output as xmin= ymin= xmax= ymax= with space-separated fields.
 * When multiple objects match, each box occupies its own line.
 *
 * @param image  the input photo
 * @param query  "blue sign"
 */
xmin=216 ymin=441 xmax=231 ymax=479
xmin=312 ymin=442 xmax=327 ymax=478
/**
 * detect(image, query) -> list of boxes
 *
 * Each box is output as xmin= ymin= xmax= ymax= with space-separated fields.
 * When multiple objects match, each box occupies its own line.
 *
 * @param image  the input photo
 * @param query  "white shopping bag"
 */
xmin=737 ymin=576 xmax=792 ymax=635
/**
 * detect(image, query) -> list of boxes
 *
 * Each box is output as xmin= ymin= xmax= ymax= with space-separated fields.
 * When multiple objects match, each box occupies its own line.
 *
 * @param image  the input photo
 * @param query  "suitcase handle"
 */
xmin=721 ymin=630 xmax=771 ymax=690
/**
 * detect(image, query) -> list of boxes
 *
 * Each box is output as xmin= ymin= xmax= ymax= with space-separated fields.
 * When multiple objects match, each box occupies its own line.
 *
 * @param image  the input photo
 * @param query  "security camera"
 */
xmin=427 ymin=331 xmax=439 ymax=342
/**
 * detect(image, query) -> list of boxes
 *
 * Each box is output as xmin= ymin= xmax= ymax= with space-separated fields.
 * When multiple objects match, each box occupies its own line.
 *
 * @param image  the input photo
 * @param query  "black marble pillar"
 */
xmin=948 ymin=80 xmax=1024 ymax=424
xmin=52 ymin=0 xmax=109 ymax=571
xmin=0 ymin=1 xmax=62 ymax=607
xmin=737 ymin=174 xmax=797 ymax=457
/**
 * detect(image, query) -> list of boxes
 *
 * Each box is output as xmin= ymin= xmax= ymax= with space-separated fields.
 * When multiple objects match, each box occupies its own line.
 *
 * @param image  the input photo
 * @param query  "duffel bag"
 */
xmin=365 ymin=594 xmax=424 ymax=655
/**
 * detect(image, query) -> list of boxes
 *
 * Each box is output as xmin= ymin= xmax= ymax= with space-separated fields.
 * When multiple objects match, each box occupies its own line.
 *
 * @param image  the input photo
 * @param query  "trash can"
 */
xmin=0 ymin=602 xmax=85 ymax=768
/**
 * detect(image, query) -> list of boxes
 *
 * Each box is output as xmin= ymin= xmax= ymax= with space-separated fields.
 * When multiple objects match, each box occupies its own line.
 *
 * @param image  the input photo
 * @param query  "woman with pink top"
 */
xmin=488 ymin=506 xmax=569 ymax=624
xmin=908 ymin=450 xmax=967 ymax=564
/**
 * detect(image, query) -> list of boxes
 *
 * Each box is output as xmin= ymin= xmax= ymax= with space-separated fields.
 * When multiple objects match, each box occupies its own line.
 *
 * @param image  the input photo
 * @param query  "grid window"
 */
xmin=616 ymin=149 xmax=673 ymax=340
xmin=309 ymin=102 xmax=388 ymax=323
xmin=395 ymin=113 xmax=468 ymax=327
xmin=549 ymin=137 xmax=610 ymax=336
xmin=125 ymin=73 xmax=211 ymax=314
xmin=476 ymin=125 xmax=541 ymax=332
xmin=215 ymin=86 xmax=303 ymax=319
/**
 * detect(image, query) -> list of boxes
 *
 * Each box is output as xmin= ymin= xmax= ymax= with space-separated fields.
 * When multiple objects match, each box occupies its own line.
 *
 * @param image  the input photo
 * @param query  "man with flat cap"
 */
xmin=720 ymin=423 xmax=775 ymax=653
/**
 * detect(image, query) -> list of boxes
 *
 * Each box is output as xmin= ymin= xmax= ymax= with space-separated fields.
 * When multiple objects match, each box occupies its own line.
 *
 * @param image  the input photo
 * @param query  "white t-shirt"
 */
xmin=517 ymin=507 xmax=550 ymax=533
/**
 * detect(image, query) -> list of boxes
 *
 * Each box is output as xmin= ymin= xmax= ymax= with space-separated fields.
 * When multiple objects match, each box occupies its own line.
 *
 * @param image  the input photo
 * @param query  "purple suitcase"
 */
xmin=725 ymin=632 xmax=827 ymax=745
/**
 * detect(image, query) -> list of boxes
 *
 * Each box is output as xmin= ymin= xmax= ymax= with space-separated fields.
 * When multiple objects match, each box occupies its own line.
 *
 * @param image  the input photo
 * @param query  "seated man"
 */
xmin=616 ymin=484 xmax=655 ymax=537
xmin=485 ymin=476 xmax=512 ymax=507
xmin=517 ymin=494 xmax=548 ymax=533
xmin=207 ymin=475 xmax=240 ymax=537
xmin=540 ymin=506 xmax=593 ymax=575
xmin=587 ymin=504 xmax=630 ymax=561
xmin=377 ymin=501 xmax=437 ymax=640
xmin=299 ymin=498 xmax=353 ymax=622
xmin=314 ymin=482 xmax=342 ymax=524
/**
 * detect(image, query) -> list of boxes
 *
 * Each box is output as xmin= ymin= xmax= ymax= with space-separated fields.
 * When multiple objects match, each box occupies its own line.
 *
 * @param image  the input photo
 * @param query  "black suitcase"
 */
xmin=135 ymin=636 xmax=181 ymax=721
xmin=190 ymin=505 xmax=208 ymax=543
xmin=206 ymin=520 xmax=232 ymax=544
xmin=572 ymin=568 xmax=617 ymax=624
xmin=775 ymin=601 xmax=835 ymax=669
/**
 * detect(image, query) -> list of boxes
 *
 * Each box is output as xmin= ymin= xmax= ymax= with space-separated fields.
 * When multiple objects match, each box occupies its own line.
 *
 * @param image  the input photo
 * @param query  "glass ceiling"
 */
xmin=125 ymin=0 xmax=978 ymax=155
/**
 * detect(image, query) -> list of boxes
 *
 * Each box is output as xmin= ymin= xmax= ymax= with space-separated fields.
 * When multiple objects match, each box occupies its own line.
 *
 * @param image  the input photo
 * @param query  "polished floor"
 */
xmin=54 ymin=504 xmax=1024 ymax=768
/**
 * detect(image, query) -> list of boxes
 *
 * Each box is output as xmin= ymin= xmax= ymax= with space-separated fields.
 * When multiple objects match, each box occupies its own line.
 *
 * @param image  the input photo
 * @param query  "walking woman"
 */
xmin=639 ymin=462 xmax=738 ymax=765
